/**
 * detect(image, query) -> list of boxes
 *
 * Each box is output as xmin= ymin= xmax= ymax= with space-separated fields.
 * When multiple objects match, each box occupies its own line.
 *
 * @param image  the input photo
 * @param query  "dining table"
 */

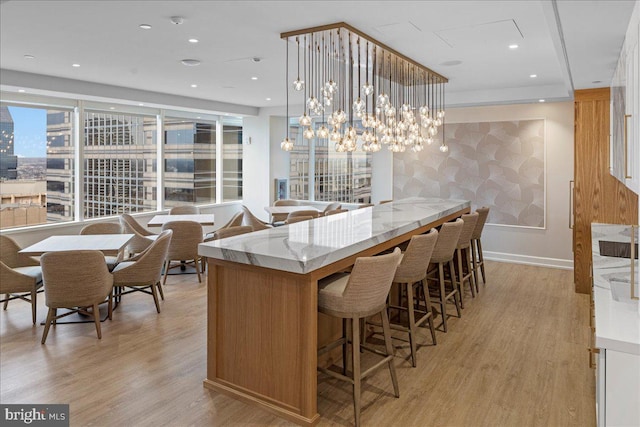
xmin=147 ymin=214 xmax=215 ymax=227
xmin=19 ymin=234 xmax=134 ymax=256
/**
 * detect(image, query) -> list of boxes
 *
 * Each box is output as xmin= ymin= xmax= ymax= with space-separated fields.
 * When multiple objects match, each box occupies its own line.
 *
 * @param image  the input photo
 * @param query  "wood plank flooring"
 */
xmin=0 ymin=261 xmax=594 ymax=426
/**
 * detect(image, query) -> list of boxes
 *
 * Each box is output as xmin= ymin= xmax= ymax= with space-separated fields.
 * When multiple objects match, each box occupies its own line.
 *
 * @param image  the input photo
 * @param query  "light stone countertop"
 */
xmin=199 ymin=197 xmax=470 ymax=274
xmin=591 ymin=223 xmax=640 ymax=355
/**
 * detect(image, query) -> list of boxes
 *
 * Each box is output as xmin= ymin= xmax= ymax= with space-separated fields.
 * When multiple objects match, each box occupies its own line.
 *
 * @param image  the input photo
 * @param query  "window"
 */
xmin=0 ymin=104 xmax=75 ymax=229
xmin=83 ymin=110 xmax=157 ymax=218
xmin=289 ymin=120 xmax=372 ymax=203
xmin=222 ymin=119 xmax=242 ymax=201
xmin=164 ymin=116 xmax=216 ymax=208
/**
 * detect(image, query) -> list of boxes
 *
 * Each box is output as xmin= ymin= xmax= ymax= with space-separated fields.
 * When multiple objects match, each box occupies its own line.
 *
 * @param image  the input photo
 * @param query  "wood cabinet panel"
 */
xmin=573 ymin=88 xmax=638 ymax=294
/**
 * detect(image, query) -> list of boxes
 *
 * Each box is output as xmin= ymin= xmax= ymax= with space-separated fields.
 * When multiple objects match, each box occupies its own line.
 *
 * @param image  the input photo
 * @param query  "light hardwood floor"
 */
xmin=0 ymin=261 xmax=594 ymax=426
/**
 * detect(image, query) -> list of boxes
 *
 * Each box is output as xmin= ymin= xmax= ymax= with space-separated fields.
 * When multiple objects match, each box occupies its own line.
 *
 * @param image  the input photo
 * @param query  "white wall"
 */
xmin=387 ymin=101 xmax=575 ymax=268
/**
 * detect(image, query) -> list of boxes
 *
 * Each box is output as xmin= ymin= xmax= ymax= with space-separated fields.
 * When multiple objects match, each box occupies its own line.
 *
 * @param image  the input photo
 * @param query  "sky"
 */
xmin=6 ymin=106 xmax=47 ymax=157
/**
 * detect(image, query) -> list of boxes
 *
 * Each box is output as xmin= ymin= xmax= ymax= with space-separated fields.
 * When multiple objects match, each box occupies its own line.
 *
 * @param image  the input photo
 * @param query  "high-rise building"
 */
xmin=0 ymin=106 xmax=18 ymax=180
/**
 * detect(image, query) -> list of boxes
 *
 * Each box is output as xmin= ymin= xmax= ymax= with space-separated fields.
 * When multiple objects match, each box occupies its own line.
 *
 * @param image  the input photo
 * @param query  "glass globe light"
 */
xmin=428 ymin=125 xmax=438 ymax=137
xmin=353 ymin=97 xmax=366 ymax=113
xmin=281 ymin=137 xmax=294 ymax=151
xmin=370 ymin=140 xmax=381 ymax=152
xmin=422 ymin=117 xmax=433 ymax=127
xmin=327 ymin=116 xmax=335 ymax=126
xmin=362 ymin=83 xmax=374 ymax=96
xmin=377 ymin=93 xmax=389 ymax=107
xmin=397 ymin=120 xmax=408 ymax=131
xmin=330 ymin=130 xmax=342 ymax=142
xmin=292 ymin=79 xmax=304 ymax=91
xmin=303 ymin=127 xmax=315 ymax=139
xmin=362 ymin=141 xmax=371 ymax=152
xmin=335 ymin=109 xmax=347 ymax=124
xmin=434 ymin=118 xmax=442 ymax=127
xmin=401 ymin=103 xmax=411 ymax=112
xmin=335 ymin=142 xmax=346 ymax=152
xmin=317 ymin=125 xmax=329 ymax=139
xmin=299 ymin=113 xmax=312 ymax=127
xmin=324 ymin=96 xmax=332 ymax=106
xmin=325 ymin=80 xmax=337 ymax=94
xmin=426 ymin=136 xmax=434 ymax=145
xmin=437 ymin=110 xmax=445 ymax=119
xmin=419 ymin=106 xmax=429 ymax=116
xmin=439 ymin=144 xmax=449 ymax=153
xmin=412 ymin=142 xmax=424 ymax=152
xmin=347 ymin=127 xmax=357 ymax=138
xmin=306 ymin=96 xmax=319 ymax=110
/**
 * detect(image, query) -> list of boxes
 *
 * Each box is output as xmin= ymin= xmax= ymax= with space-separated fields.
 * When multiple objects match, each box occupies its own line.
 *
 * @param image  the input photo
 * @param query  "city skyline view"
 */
xmin=6 ymin=106 xmax=46 ymax=157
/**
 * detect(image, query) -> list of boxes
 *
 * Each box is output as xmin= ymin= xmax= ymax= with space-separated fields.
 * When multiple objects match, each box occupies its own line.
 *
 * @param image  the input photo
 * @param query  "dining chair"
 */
xmin=379 ymin=200 xmax=393 ymax=204
xmin=322 ymin=202 xmax=342 ymax=216
xmin=325 ymin=208 xmax=349 ymax=216
xmin=80 ymin=222 xmax=123 ymax=271
xmin=286 ymin=210 xmax=320 ymax=222
xmin=0 ymin=235 xmax=43 ymax=324
xmin=169 ymin=205 xmax=200 ymax=215
xmin=241 ymin=205 xmax=272 ymax=231
xmin=161 ymin=220 xmax=203 ymax=284
xmin=204 ymin=211 xmax=244 ymax=241
xmin=40 ymin=250 xmax=113 ymax=344
xmin=112 ymin=230 xmax=172 ymax=313
xmin=210 ymin=225 xmax=253 ymax=240
xmin=357 ymin=203 xmax=374 ymax=209
xmin=284 ymin=216 xmax=314 ymax=224
xmin=119 ymin=213 xmax=158 ymax=257
xmin=271 ymin=199 xmax=300 ymax=224
xmin=317 ymin=248 xmax=402 ymax=427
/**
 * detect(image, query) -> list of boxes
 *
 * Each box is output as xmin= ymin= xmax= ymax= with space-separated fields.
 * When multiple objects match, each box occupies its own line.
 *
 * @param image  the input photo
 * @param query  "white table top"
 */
xmin=591 ymin=223 xmax=640 ymax=355
xmin=19 ymin=234 xmax=134 ymax=256
xmin=148 ymin=214 xmax=215 ymax=227
xmin=264 ymin=205 xmax=320 ymax=215
xmin=200 ymin=197 xmax=470 ymax=274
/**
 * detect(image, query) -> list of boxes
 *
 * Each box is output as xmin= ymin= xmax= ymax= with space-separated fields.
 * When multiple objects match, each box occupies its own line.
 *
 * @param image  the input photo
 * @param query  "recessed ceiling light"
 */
xmin=509 ymin=44 xmax=519 ymax=49
xmin=18 ymin=89 xmax=26 ymax=93
xmin=592 ymin=80 xmax=602 ymax=84
xmin=109 ymin=107 xmax=115 ymax=110
xmin=196 ymin=116 xmax=201 ymax=119
xmin=440 ymin=60 xmax=462 ymax=67
xmin=265 ymin=97 xmax=271 ymax=101
xmin=539 ymin=99 xmax=545 ymax=103
xmin=251 ymin=76 xmax=258 ymax=80
xmin=139 ymin=24 xmax=152 ymax=30
xmin=529 ymin=74 xmax=537 ymax=78
xmin=72 ymin=63 xmax=80 ymax=67
xmin=188 ymin=38 xmax=199 ymax=43
xmin=190 ymin=84 xmax=198 ymax=88
xmin=138 ymin=103 xmax=144 ymax=106
xmin=181 ymin=59 xmax=201 ymax=67
xmin=23 ymin=54 xmax=35 ymax=60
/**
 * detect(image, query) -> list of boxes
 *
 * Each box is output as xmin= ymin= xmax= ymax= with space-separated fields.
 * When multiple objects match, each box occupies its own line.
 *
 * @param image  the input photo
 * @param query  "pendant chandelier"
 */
xmin=280 ymin=22 xmax=448 ymax=153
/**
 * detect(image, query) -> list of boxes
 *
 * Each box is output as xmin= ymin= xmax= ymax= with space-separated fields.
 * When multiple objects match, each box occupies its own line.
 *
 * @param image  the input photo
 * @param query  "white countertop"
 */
xmin=592 ymin=223 xmax=640 ymax=355
xmin=199 ymin=197 xmax=470 ymax=274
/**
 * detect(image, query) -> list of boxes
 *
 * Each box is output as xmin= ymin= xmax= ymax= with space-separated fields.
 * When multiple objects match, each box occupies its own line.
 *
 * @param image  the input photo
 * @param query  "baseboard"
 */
xmin=484 ymin=251 xmax=574 ymax=270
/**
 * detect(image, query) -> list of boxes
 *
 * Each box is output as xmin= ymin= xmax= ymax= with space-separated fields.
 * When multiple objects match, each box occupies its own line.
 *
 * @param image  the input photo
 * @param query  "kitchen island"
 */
xmin=198 ymin=197 xmax=470 ymax=425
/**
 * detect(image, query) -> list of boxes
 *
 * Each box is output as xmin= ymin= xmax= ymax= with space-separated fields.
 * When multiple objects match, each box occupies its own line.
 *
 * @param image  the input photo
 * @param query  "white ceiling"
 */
xmin=0 ymin=0 xmax=636 ymax=111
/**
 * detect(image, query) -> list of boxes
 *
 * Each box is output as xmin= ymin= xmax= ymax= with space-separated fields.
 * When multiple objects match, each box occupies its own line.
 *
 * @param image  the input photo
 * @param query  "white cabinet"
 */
xmin=611 ymin=1 xmax=640 ymax=194
xmin=596 ymin=349 xmax=640 ymax=427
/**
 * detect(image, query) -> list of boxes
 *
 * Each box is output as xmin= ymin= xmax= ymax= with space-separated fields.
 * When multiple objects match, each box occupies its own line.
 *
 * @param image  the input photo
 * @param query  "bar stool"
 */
xmin=426 ymin=219 xmax=464 ymax=332
xmin=454 ymin=212 xmax=479 ymax=308
xmin=317 ymin=248 xmax=402 ymax=427
xmin=387 ymin=229 xmax=439 ymax=367
xmin=471 ymin=207 xmax=490 ymax=287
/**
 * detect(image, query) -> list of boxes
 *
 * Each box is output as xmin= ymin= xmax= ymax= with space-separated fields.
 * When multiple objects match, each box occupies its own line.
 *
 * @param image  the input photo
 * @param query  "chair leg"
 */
xmin=151 ymin=283 xmax=161 ymax=313
xmin=478 ymin=239 xmax=486 ymax=284
xmin=449 ymin=260 xmax=462 ymax=318
xmin=405 ymin=282 xmax=417 ymax=367
xmin=456 ymin=248 xmax=465 ymax=309
xmin=93 ymin=303 xmax=102 ymax=339
xmin=351 ymin=317 xmax=361 ymax=427
xmin=41 ymin=307 xmax=55 ymax=344
xmin=421 ymin=279 xmax=437 ymax=345
xmin=438 ymin=262 xmax=448 ymax=332
xmin=471 ymin=241 xmax=480 ymax=291
xmin=381 ymin=308 xmax=399 ymax=398
xmin=342 ymin=318 xmax=348 ymax=376
xmin=162 ymin=260 xmax=170 ymax=286
xmin=465 ymin=247 xmax=477 ymax=295
xmin=195 ymin=258 xmax=202 ymax=283
xmin=157 ymin=281 xmax=165 ymax=301
xmin=31 ymin=289 xmax=37 ymax=325
xmin=4 ymin=294 xmax=9 ymax=310
xmin=108 ymin=290 xmax=113 ymax=321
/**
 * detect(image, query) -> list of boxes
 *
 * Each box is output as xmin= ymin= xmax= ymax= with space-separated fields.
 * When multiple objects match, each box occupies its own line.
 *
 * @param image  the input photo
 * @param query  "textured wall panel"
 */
xmin=393 ymin=119 xmax=546 ymax=228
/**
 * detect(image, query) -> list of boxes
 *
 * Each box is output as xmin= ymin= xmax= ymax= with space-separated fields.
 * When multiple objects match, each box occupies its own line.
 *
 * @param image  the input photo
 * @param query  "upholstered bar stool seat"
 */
xmin=426 ymin=218 xmax=464 ymax=332
xmin=317 ymin=248 xmax=402 ymax=427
